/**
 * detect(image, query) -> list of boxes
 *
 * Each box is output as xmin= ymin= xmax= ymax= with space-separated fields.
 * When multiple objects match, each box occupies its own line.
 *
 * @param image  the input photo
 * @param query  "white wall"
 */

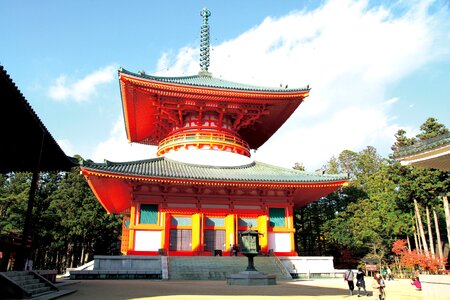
xmin=268 ymin=232 xmax=291 ymax=252
xmin=134 ymin=230 xmax=162 ymax=251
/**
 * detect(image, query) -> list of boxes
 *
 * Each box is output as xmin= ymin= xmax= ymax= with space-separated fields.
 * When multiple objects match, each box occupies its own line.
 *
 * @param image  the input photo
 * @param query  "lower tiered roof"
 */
xmin=80 ymin=157 xmax=348 ymax=213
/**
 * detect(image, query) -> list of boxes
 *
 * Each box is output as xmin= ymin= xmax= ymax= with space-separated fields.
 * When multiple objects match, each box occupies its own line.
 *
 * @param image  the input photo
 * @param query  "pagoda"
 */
xmin=80 ymin=9 xmax=348 ymax=256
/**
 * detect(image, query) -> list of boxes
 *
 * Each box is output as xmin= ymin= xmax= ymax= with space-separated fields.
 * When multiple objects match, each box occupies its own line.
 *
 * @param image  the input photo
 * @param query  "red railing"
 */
xmin=157 ymin=131 xmax=250 ymax=157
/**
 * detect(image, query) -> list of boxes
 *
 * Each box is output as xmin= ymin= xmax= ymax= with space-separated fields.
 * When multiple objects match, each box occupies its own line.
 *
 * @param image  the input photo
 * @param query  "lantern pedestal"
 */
xmin=226 ymin=230 xmax=276 ymax=285
xmin=226 ymin=270 xmax=276 ymax=285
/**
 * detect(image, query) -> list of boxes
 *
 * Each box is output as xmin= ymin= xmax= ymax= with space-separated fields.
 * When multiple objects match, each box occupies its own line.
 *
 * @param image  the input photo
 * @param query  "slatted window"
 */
xmin=269 ymin=208 xmax=285 ymax=227
xmin=140 ymin=204 xmax=158 ymax=224
xmin=124 ymin=218 xmax=130 ymax=228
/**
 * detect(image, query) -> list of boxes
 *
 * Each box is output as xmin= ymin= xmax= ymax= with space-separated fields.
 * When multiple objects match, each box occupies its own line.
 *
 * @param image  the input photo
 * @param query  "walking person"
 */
xmin=372 ymin=271 xmax=386 ymax=300
xmin=386 ymin=266 xmax=393 ymax=281
xmin=356 ymin=267 xmax=368 ymax=297
xmin=344 ymin=268 xmax=355 ymax=295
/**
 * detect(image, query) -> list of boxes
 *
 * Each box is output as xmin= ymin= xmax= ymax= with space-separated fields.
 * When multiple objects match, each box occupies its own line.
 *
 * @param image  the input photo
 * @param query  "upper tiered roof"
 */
xmin=119 ymin=68 xmax=310 ymax=150
xmin=120 ymin=68 xmax=309 ymax=93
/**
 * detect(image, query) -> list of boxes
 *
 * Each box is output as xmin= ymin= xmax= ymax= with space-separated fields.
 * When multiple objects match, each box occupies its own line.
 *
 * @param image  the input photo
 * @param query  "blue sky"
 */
xmin=1 ymin=0 xmax=449 ymax=171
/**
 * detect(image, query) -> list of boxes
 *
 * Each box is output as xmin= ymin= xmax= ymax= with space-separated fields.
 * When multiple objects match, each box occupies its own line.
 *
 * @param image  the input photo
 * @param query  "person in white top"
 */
xmin=344 ymin=268 xmax=355 ymax=295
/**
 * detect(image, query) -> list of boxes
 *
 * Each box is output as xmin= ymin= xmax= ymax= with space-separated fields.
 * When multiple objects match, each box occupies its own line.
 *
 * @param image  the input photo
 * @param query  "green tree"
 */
xmin=391 ymin=129 xmax=415 ymax=152
xmin=44 ymin=166 xmax=122 ymax=270
xmin=317 ymin=147 xmax=413 ymax=265
xmin=0 ymin=172 xmax=31 ymax=235
xmin=416 ymin=117 xmax=449 ymax=140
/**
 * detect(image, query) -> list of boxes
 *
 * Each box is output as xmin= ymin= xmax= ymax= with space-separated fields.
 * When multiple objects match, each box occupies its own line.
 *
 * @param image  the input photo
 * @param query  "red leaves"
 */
xmin=392 ymin=239 xmax=447 ymax=274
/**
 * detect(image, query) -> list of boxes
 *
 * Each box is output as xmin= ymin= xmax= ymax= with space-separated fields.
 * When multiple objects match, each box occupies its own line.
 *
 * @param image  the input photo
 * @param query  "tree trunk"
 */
xmin=432 ymin=207 xmax=444 ymax=260
xmin=443 ymin=195 xmax=450 ymax=250
xmin=426 ymin=206 xmax=435 ymax=258
xmin=407 ymin=235 xmax=412 ymax=252
xmin=413 ymin=213 xmax=423 ymax=254
xmin=414 ymin=199 xmax=430 ymax=257
xmin=394 ymin=255 xmax=404 ymax=278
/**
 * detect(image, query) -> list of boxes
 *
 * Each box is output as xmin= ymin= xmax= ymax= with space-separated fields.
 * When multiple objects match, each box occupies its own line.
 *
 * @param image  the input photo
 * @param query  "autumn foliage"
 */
xmin=392 ymin=239 xmax=447 ymax=274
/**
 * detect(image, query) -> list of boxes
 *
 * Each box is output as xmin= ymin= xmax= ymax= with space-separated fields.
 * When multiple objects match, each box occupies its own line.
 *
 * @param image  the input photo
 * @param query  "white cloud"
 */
xmin=48 ymin=65 xmax=117 ymax=102
xmin=91 ymin=0 xmax=449 ymax=170
xmin=91 ymin=118 xmax=156 ymax=163
xmin=384 ymin=97 xmax=399 ymax=106
xmin=56 ymin=139 xmax=75 ymax=158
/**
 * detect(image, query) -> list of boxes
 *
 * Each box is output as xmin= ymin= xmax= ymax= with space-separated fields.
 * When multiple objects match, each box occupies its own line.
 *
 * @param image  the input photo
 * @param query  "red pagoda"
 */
xmin=80 ymin=9 xmax=348 ymax=256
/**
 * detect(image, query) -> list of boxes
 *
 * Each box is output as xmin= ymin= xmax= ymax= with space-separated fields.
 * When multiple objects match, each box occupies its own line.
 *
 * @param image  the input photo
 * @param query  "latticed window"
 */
xmin=169 ymin=229 xmax=192 ymax=251
xmin=269 ymin=208 xmax=285 ymax=227
xmin=204 ymin=229 xmax=225 ymax=252
xmin=139 ymin=204 xmax=158 ymax=224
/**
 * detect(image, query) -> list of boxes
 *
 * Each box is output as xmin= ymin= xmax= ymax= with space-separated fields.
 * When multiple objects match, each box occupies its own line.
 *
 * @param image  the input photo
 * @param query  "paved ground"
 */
xmin=56 ymin=278 xmax=422 ymax=300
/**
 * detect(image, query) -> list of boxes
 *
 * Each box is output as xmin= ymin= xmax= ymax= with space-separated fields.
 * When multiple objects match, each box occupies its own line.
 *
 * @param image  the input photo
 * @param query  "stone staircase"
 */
xmin=168 ymin=256 xmax=290 ymax=280
xmin=0 ymin=271 xmax=58 ymax=299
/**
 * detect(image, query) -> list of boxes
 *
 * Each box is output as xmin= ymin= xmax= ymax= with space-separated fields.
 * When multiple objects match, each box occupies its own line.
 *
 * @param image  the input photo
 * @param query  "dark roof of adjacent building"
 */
xmin=393 ymin=132 xmax=450 ymax=158
xmin=392 ymin=132 xmax=450 ymax=172
xmin=0 ymin=65 xmax=77 ymax=173
xmin=80 ymin=156 xmax=348 ymax=183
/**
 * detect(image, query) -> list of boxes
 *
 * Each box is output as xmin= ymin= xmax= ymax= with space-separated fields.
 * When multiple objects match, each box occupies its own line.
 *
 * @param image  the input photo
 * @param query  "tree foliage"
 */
xmin=0 ymin=162 xmax=122 ymax=272
xmin=417 ymin=117 xmax=449 ymax=140
xmin=296 ymin=117 xmax=450 ymax=270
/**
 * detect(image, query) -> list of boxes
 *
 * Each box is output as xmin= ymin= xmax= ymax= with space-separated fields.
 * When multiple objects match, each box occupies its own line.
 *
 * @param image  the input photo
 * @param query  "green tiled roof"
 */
xmin=81 ymin=157 xmax=347 ymax=183
xmin=393 ymin=132 xmax=450 ymax=158
xmin=119 ymin=68 xmax=310 ymax=93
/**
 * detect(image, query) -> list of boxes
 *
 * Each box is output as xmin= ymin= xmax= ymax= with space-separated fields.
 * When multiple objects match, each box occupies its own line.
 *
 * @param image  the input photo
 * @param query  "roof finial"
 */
xmin=199 ymin=8 xmax=211 ymax=76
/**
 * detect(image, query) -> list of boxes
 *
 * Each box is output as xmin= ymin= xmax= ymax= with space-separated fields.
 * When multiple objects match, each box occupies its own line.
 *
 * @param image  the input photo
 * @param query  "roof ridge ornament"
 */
xmin=199 ymin=8 xmax=212 ymax=77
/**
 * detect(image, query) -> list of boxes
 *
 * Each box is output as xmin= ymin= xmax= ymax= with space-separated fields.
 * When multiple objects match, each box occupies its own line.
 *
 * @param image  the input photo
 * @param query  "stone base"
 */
xmin=226 ymin=271 xmax=276 ymax=285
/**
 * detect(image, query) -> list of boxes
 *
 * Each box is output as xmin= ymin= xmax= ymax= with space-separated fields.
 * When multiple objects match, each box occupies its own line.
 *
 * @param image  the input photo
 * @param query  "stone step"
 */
xmin=23 ymin=281 xmax=47 ymax=291
xmin=168 ymin=256 xmax=287 ymax=280
xmin=29 ymin=285 xmax=52 ymax=295
xmin=6 ymin=274 xmax=36 ymax=282
xmin=0 ymin=270 xmax=58 ymax=298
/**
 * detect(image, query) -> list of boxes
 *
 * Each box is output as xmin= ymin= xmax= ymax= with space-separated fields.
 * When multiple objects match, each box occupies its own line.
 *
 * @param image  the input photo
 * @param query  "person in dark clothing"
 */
xmin=356 ymin=268 xmax=368 ymax=297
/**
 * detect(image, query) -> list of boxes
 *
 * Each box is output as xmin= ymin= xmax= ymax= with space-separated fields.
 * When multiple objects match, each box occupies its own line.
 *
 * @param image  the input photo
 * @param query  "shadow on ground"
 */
xmin=58 ymin=279 xmax=351 ymax=299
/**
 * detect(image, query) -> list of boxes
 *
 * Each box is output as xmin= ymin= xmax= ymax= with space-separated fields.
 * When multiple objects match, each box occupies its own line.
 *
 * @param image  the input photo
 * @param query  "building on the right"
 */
xmin=392 ymin=132 xmax=450 ymax=171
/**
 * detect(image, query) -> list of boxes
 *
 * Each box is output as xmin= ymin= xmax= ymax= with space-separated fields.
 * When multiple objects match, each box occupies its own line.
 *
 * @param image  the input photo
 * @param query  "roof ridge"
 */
xmin=119 ymin=67 xmax=310 ymax=93
xmin=163 ymin=156 xmax=256 ymax=169
xmin=81 ymin=156 xmax=349 ymax=182
xmin=253 ymin=160 xmax=348 ymax=178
